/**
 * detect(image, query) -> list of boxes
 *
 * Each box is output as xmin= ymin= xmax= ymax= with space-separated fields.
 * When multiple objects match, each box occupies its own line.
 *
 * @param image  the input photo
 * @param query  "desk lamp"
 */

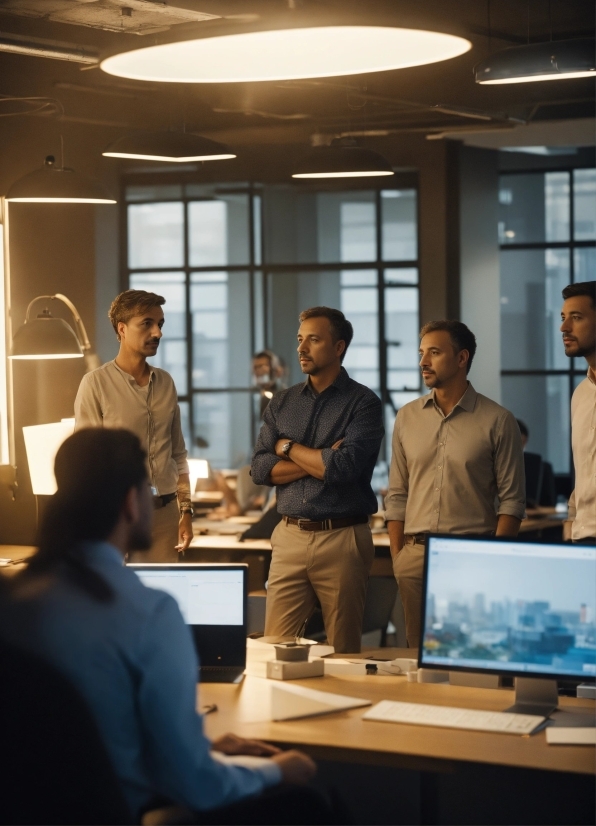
xmin=10 ymin=293 xmax=99 ymax=371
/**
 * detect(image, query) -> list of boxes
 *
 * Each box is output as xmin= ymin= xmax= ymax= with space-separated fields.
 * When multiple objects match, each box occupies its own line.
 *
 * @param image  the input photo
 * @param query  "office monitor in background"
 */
xmin=420 ymin=535 xmax=596 ymax=724
xmin=129 ymin=563 xmax=247 ymax=684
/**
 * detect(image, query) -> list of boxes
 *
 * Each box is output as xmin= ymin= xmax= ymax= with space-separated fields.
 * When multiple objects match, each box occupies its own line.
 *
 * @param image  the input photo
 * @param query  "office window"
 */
xmin=499 ymin=169 xmax=596 ymax=473
xmin=126 ymin=182 xmax=419 ymax=467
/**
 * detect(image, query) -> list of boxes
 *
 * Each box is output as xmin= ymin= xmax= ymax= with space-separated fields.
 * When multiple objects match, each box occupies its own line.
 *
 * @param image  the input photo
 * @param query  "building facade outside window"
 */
xmin=499 ymin=168 xmax=596 ymax=476
xmin=125 ymin=181 xmax=420 ymax=469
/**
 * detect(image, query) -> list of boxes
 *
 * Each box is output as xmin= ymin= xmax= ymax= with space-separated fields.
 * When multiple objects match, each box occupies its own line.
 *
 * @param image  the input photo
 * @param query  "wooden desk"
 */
xmin=200 ymin=654 xmax=594 ymax=777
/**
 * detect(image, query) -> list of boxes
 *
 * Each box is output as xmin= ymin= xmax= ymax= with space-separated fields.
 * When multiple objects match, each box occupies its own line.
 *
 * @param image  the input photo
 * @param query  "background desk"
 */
xmin=200 ymin=649 xmax=595 ymax=825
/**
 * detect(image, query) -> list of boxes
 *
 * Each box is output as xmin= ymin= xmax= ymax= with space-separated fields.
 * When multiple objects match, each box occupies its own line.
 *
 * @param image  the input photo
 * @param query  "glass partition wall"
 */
xmin=499 ymin=168 xmax=596 ymax=475
xmin=126 ymin=182 xmax=420 ymax=469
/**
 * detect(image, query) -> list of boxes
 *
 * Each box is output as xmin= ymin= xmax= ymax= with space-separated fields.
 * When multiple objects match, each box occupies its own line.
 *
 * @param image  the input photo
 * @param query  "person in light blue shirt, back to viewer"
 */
xmin=0 ymin=428 xmax=339 ymax=825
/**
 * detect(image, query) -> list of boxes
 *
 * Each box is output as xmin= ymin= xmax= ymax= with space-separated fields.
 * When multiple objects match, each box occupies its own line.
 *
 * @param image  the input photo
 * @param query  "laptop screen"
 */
xmin=129 ymin=564 xmax=247 ymax=669
xmin=420 ymin=535 xmax=596 ymax=681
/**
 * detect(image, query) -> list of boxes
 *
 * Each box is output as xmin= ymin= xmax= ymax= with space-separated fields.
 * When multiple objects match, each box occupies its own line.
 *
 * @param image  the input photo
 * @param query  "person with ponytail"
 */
xmin=0 ymin=428 xmax=322 ymax=824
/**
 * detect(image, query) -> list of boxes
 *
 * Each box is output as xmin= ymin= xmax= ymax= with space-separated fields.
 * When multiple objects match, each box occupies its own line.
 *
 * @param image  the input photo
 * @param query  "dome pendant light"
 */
xmin=475 ymin=38 xmax=596 ymax=84
xmin=7 ymin=155 xmax=116 ymax=204
xmin=101 ymin=25 xmax=471 ymax=84
xmin=103 ymin=130 xmax=236 ymax=163
xmin=292 ymin=140 xmax=394 ymax=180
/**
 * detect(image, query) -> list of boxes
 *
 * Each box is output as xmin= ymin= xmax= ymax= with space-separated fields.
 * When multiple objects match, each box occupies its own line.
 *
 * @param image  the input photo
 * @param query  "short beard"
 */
xmin=127 ymin=523 xmax=153 ymax=552
xmin=566 ymin=343 xmax=596 ymax=360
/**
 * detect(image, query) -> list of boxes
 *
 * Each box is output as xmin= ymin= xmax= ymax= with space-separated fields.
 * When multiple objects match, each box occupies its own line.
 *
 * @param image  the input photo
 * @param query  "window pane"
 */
xmin=500 ymin=248 xmax=570 ymax=370
xmin=573 ymin=169 xmax=596 ymax=240
xmin=385 ymin=267 xmax=418 ymax=284
xmin=178 ymin=400 xmax=190 ymax=454
xmin=129 ymin=272 xmax=187 ymax=394
xmin=128 ymin=202 xmax=184 ymax=268
xmin=191 ymin=272 xmax=251 ymax=389
xmin=381 ymin=189 xmax=417 ymax=261
xmin=340 ymin=270 xmax=377 ymax=286
xmin=385 ymin=287 xmax=420 ymax=390
xmin=340 ymin=285 xmax=378 ymax=390
xmin=574 ymin=247 xmax=596 ymax=283
xmin=188 ymin=192 xmax=250 ymax=267
xmin=501 ymin=375 xmax=570 ymax=473
xmin=545 ymin=172 xmax=570 ymax=242
xmin=262 ymin=188 xmax=376 ymax=264
xmin=499 ymin=173 xmax=570 ymax=245
xmin=193 ymin=392 xmax=252 ymax=468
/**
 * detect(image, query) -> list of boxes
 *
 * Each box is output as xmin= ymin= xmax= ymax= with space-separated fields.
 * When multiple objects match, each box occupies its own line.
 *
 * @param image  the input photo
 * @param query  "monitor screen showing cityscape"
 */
xmin=420 ymin=536 xmax=596 ymax=680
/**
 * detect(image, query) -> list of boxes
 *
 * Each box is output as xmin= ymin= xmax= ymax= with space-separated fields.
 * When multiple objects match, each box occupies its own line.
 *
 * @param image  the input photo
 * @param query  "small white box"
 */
xmin=266 ymin=660 xmax=325 ymax=680
xmin=577 ymin=683 xmax=596 ymax=700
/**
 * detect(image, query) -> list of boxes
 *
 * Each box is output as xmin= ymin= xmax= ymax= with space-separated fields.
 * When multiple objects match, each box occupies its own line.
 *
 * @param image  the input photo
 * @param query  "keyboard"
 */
xmin=363 ymin=700 xmax=545 ymax=735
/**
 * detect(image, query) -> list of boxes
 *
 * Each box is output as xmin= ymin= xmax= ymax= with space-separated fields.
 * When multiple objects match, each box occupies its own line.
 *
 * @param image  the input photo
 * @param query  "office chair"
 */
xmin=0 ymin=639 xmax=133 ymax=825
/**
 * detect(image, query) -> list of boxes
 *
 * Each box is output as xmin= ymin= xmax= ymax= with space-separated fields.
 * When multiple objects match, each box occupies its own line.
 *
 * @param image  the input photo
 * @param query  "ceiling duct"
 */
xmin=0 ymin=31 xmax=99 ymax=63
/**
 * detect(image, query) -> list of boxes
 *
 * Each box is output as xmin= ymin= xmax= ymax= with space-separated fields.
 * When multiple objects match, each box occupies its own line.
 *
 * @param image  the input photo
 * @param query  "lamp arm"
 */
xmin=23 ymin=293 xmax=91 ymax=352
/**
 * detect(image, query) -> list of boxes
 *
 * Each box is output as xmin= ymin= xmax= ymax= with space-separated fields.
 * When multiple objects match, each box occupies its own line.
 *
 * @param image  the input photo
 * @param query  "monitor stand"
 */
xmin=505 ymin=677 xmax=596 ymax=727
xmin=504 ymin=677 xmax=558 ymax=716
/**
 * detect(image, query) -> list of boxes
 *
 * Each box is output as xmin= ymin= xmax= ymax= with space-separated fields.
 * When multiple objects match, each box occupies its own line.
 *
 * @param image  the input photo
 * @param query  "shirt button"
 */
xmin=302 ymin=499 xmax=306 ymax=503
xmin=435 ymin=509 xmax=439 ymax=513
xmin=437 ymin=465 xmax=442 ymax=469
xmin=435 ymin=488 xmax=440 ymax=491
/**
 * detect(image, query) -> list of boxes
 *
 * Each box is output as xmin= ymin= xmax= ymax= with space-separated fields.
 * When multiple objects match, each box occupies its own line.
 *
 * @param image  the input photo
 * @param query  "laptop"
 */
xmin=128 ymin=563 xmax=248 ymax=683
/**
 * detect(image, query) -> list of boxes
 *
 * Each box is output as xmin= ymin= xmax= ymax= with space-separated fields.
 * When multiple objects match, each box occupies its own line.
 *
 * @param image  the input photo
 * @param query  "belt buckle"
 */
xmin=297 ymin=518 xmax=309 ymax=531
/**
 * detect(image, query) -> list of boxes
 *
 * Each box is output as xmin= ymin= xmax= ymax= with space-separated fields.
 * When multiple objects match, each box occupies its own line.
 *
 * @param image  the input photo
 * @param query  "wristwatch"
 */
xmin=282 ymin=440 xmax=295 ymax=459
xmin=179 ymin=504 xmax=194 ymax=517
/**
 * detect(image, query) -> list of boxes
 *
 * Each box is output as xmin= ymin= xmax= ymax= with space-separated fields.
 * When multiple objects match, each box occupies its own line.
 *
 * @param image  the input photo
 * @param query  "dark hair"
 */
xmin=27 ymin=429 xmax=148 ymax=600
xmin=253 ymin=349 xmax=281 ymax=372
xmin=562 ymin=281 xmax=596 ymax=309
xmin=298 ymin=307 xmax=354 ymax=363
xmin=419 ymin=320 xmax=477 ymax=374
xmin=516 ymin=419 xmax=529 ymax=440
xmin=108 ymin=289 xmax=165 ymax=342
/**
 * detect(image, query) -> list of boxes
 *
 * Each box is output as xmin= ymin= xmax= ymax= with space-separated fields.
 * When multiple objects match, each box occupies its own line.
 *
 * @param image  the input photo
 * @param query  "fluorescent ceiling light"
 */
xmin=103 ymin=131 xmax=236 ymax=163
xmin=292 ymin=143 xmax=394 ymax=179
xmin=101 ymin=26 xmax=471 ymax=84
xmin=7 ymin=156 xmax=116 ymax=203
xmin=475 ymin=38 xmax=595 ymax=85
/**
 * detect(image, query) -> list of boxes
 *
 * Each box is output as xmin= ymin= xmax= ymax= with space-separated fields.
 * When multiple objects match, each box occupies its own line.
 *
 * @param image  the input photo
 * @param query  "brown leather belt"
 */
xmin=153 ymin=492 xmax=177 ymax=510
xmin=284 ymin=515 xmax=369 ymax=532
xmin=404 ymin=533 xmax=429 ymax=546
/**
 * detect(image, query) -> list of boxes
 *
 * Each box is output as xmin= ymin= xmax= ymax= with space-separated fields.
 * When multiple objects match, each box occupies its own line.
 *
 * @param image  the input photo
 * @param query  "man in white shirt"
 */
xmin=75 ymin=290 xmax=192 ymax=561
xmin=560 ymin=281 xmax=596 ymax=544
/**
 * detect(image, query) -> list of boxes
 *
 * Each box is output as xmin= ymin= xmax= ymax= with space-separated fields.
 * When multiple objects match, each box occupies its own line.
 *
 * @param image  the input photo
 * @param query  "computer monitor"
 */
xmin=420 ymin=535 xmax=596 ymax=717
xmin=128 ymin=563 xmax=248 ymax=683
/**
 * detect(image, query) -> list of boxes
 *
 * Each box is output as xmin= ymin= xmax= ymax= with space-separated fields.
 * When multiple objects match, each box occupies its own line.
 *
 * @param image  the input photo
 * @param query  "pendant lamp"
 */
xmin=292 ymin=140 xmax=394 ymax=179
xmin=101 ymin=25 xmax=471 ymax=84
xmin=475 ymin=38 xmax=596 ymax=84
xmin=11 ymin=294 xmax=92 ymax=360
xmin=103 ymin=131 xmax=236 ymax=163
xmin=7 ymin=155 xmax=116 ymax=204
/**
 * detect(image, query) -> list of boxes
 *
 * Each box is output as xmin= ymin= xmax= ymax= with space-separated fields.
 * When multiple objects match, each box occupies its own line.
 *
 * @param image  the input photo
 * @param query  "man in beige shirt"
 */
xmin=75 ymin=290 xmax=192 ymax=562
xmin=560 ymin=281 xmax=596 ymax=544
xmin=385 ymin=320 xmax=525 ymax=648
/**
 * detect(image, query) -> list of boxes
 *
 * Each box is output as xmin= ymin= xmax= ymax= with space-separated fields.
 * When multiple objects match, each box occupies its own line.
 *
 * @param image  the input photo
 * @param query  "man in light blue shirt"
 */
xmin=0 ymin=429 xmax=317 ymax=822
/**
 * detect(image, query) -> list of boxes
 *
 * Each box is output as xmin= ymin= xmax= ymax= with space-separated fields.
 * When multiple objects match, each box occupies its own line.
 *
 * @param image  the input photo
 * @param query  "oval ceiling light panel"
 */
xmin=475 ymin=38 xmax=596 ymax=85
xmin=292 ymin=144 xmax=394 ymax=179
xmin=101 ymin=26 xmax=471 ymax=84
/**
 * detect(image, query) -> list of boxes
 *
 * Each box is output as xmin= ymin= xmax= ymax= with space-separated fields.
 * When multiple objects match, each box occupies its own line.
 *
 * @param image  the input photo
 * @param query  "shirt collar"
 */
xmin=78 ymin=540 xmax=125 ymax=567
xmin=300 ymin=366 xmax=350 ymax=396
xmin=421 ymin=382 xmax=477 ymax=413
xmin=111 ymin=359 xmax=154 ymax=385
xmin=587 ymin=367 xmax=596 ymax=386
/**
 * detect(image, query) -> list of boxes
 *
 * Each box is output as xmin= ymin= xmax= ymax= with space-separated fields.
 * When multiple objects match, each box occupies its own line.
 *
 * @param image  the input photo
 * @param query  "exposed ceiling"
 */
xmin=0 ymin=0 xmax=594 ymax=150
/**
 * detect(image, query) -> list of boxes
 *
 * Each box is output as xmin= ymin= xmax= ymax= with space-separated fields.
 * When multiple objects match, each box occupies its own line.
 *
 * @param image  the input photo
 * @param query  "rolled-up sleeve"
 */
xmin=384 ymin=412 xmax=409 ymax=522
xmin=171 ymin=402 xmax=189 ymax=476
xmin=251 ymin=401 xmax=281 ymax=486
xmin=321 ymin=394 xmax=383 ymax=485
xmin=74 ymin=373 xmax=103 ymax=429
xmin=494 ymin=411 xmax=526 ymax=520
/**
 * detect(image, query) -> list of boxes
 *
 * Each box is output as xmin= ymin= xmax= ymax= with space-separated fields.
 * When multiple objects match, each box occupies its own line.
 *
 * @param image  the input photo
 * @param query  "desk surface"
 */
xmin=200 ymin=648 xmax=595 ymax=777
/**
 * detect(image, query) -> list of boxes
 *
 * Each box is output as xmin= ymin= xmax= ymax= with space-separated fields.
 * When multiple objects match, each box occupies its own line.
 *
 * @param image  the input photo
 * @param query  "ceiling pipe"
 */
xmin=0 ymin=32 xmax=99 ymax=64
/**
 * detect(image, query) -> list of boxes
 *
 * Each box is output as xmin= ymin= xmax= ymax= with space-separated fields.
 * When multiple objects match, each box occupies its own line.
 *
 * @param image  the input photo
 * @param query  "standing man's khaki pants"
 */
xmin=392 ymin=541 xmax=425 ymax=650
xmin=129 ymin=498 xmax=180 ymax=563
xmin=265 ymin=519 xmax=375 ymax=654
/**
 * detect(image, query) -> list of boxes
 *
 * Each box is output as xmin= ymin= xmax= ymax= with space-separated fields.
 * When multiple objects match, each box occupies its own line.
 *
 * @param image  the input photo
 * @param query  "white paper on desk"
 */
xmin=211 ymin=751 xmax=274 ymax=769
xmin=546 ymin=728 xmax=596 ymax=745
xmin=270 ymin=682 xmax=371 ymax=721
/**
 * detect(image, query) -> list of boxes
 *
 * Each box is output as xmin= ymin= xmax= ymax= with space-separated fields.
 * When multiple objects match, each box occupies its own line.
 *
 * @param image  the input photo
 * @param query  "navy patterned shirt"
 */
xmin=251 ymin=368 xmax=384 ymax=519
